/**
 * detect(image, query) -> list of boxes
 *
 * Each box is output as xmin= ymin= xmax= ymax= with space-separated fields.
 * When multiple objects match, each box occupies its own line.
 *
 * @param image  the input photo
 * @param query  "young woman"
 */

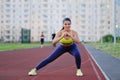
xmin=28 ymin=18 xmax=83 ymax=77
xmin=40 ymin=32 xmax=45 ymax=48
xmin=52 ymin=33 xmax=56 ymax=47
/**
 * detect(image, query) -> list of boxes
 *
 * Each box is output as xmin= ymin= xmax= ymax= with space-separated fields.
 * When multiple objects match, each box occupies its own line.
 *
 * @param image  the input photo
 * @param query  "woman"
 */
xmin=28 ymin=18 xmax=83 ymax=77
xmin=40 ymin=32 xmax=45 ymax=48
xmin=52 ymin=33 xmax=56 ymax=47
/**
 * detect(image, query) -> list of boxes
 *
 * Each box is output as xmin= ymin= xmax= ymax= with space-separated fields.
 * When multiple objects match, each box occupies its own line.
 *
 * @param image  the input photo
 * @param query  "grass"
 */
xmin=87 ymin=42 xmax=120 ymax=58
xmin=1 ymin=42 xmax=120 ymax=59
xmin=0 ymin=42 xmax=52 ymax=51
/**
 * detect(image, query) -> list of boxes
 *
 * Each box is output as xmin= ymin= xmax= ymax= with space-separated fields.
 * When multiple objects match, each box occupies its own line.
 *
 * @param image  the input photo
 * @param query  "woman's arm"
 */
xmin=52 ymin=31 xmax=64 ymax=44
xmin=69 ymin=30 xmax=80 ymax=44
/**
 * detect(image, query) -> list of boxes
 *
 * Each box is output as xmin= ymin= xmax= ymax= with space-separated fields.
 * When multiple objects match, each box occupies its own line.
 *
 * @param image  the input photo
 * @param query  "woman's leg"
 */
xmin=28 ymin=45 xmax=66 ymax=76
xmin=69 ymin=44 xmax=81 ymax=69
xmin=40 ymin=39 xmax=44 ymax=48
xmin=36 ymin=45 xmax=66 ymax=70
xmin=68 ymin=43 xmax=83 ymax=76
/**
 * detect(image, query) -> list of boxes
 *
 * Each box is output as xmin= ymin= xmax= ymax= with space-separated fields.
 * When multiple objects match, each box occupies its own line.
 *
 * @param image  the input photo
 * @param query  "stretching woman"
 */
xmin=28 ymin=18 xmax=83 ymax=77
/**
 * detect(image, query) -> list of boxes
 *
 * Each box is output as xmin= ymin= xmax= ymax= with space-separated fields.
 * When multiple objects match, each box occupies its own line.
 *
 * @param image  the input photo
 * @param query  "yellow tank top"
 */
xmin=60 ymin=38 xmax=73 ymax=44
xmin=60 ymin=30 xmax=73 ymax=44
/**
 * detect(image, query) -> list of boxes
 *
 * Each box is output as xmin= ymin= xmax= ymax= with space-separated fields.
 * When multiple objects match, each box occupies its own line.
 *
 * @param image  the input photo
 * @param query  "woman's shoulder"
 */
xmin=71 ymin=30 xmax=77 ymax=34
xmin=56 ymin=30 xmax=63 ymax=36
xmin=57 ymin=30 xmax=63 ymax=34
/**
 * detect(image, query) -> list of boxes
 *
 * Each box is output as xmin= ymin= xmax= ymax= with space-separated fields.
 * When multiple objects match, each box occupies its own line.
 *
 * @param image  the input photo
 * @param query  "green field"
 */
xmin=0 ymin=42 xmax=52 ymax=51
xmin=1 ymin=42 xmax=120 ymax=59
xmin=87 ymin=43 xmax=120 ymax=58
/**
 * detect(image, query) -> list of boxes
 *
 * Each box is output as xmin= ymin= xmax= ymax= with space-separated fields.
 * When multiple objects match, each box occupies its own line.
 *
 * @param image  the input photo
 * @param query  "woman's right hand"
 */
xmin=60 ymin=32 xmax=66 ymax=38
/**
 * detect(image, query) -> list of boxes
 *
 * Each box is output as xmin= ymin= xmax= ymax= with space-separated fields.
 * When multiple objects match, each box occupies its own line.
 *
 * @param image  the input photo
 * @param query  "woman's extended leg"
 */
xmin=28 ymin=45 xmax=66 ymax=76
xmin=36 ymin=46 xmax=66 ymax=70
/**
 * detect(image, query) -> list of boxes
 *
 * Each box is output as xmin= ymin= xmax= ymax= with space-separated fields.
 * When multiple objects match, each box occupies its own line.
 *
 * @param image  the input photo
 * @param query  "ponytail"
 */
xmin=61 ymin=27 xmax=64 ymax=30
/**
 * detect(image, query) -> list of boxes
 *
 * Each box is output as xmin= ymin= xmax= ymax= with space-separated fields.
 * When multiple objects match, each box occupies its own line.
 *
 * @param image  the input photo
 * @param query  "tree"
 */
xmin=102 ymin=34 xmax=114 ymax=43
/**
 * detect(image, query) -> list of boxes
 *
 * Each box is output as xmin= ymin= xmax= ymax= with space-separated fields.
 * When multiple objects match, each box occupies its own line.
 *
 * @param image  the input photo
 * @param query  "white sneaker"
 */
xmin=76 ymin=69 xmax=83 ymax=77
xmin=41 ymin=45 xmax=44 ymax=48
xmin=28 ymin=68 xmax=37 ymax=76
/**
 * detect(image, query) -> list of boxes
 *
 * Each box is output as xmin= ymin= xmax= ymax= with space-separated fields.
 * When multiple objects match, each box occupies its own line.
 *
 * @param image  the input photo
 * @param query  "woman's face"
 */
xmin=63 ymin=21 xmax=71 ymax=31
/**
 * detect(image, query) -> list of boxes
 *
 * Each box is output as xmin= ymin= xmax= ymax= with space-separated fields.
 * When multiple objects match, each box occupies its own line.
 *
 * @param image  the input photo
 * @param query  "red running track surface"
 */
xmin=0 ymin=44 xmax=105 ymax=80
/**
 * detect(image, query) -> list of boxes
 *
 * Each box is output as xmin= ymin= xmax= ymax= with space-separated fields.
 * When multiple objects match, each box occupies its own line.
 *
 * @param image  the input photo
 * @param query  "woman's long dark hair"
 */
xmin=61 ymin=18 xmax=71 ymax=30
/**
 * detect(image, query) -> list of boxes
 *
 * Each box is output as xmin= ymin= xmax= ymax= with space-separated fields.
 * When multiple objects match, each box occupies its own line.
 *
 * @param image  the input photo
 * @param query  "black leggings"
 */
xmin=36 ymin=43 xmax=81 ymax=70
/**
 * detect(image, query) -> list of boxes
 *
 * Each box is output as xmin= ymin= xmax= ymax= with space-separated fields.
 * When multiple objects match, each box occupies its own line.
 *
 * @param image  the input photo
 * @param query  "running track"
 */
xmin=0 ymin=44 xmax=105 ymax=80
